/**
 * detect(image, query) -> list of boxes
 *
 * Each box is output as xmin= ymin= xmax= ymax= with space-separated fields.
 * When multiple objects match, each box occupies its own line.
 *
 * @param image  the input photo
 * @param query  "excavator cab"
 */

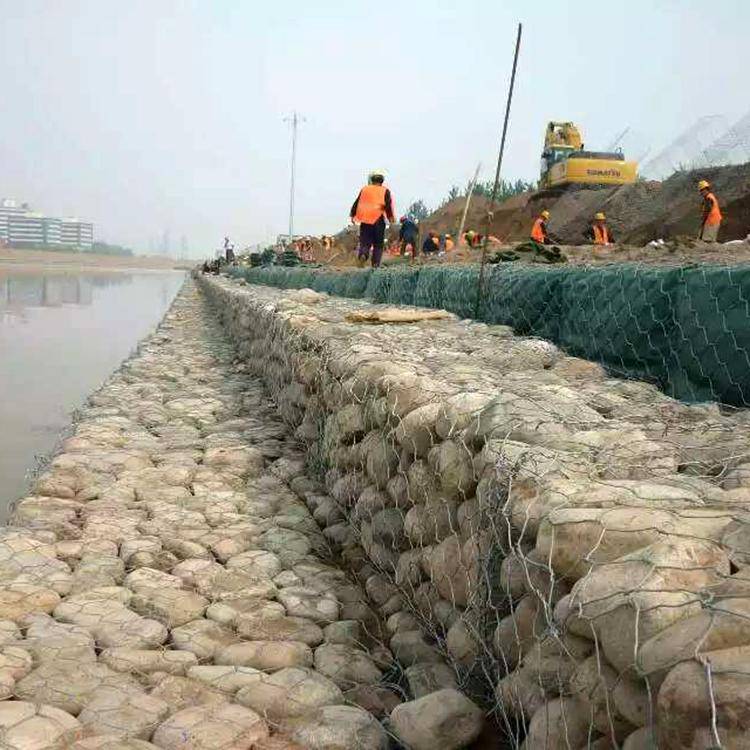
xmin=539 ymin=121 xmax=637 ymax=189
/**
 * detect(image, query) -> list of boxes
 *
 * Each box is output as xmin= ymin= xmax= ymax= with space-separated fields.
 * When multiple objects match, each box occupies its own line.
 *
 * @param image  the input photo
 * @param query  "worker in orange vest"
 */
xmin=698 ymin=179 xmax=722 ymax=242
xmin=530 ymin=210 xmax=550 ymax=244
xmin=350 ymin=170 xmax=396 ymax=267
xmin=585 ymin=212 xmax=614 ymax=245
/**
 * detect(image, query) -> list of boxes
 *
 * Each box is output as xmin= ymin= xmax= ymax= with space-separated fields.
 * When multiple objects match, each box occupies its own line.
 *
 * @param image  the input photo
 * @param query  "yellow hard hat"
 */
xmin=541 ymin=210 xmax=550 ymax=219
xmin=595 ymin=212 xmax=606 ymax=221
xmin=698 ymin=180 xmax=710 ymax=191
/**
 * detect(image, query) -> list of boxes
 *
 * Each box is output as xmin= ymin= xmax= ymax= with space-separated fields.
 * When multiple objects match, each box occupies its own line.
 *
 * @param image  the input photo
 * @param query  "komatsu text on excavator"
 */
xmin=539 ymin=121 xmax=638 ymax=190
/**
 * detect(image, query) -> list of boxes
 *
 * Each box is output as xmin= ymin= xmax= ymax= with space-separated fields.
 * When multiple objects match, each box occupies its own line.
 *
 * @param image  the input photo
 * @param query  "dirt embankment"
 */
xmin=323 ymin=162 xmax=750 ymax=267
xmin=419 ymin=162 xmax=750 ymax=246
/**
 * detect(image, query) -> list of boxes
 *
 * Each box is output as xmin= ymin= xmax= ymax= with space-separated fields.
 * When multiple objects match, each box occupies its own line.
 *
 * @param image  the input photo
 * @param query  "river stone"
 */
xmin=394 ymin=403 xmax=441 ymax=457
xmin=149 ymin=675 xmax=229 ymax=714
xmin=282 ymin=705 xmax=387 ymax=750
xmin=390 ymin=631 xmax=443 ymax=666
xmin=405 ymin=662 xmax=458 ymax=698
xmin=216 ymin=641 xmax=313 ymax=671
xmin=390 ymin=689 xmax=484 ymax=750
xmin=15 ymin=659 xmax=142 ymax=715
xmin=206 ymin=599 xmax=285 ymax=627
xmin=170 ymin=618 xmax=239 ymax=659
xmin=123 ymin=567 xmax=183 ymax=594
xmin=344 ymin=684 xmax=402 ymax=718
xmin=277 ymin=586 xmax=340 ymax=624
xmin=0 ymin=620 xmax=20 ymax=647
xmin=101 ymin=648 xmax=198 ymax=676
xmin=120 ymin=537 xmax=163 ymax=563
xmin=523 ymin=697 xmax=590 ymax=750
xmin=0 ymin=583 xmax=61 ymax=622
xmin=0 ymin=646 xmax=32 ymax=682
xmin=195 ymin=568 xmax=277 ymax=602
xmin=313 ymin=643 xmax=383 ymax=688
xmin=187 ymin=665 xmax=263 ymax=694
xmin=323 ymin=620 xmax=361 ymax=647
xmin=151 ymin=702 xmax=268 ymax=749
xmin=235 ymin=612 xmax=324 ymax=646
xmin=130 ymin=586 xmax=209 ymax=627
xmin=53 ymin=596 xmax=168 ymax=648
xmin=0 ymin=700 xmax=82 ymax=749
xmin=210 ymin=535 xmax=255 ymax=564
xmin=225 ymin=549 xmax=283 ymax=578
xmin=77 ymin=686 xmax=170 ymax=739
xmin=69 ymin=737 xmax=162 ymax=749
xmin=656 ymin=645 xmax=750 ymax=749
xmin=236 ymin=667 xmax=343 ymax=720
xmin=259 ymin=527 xmax=311 ymax=566
xmin=171 ymin=558 xmax=224 ymax=589
xmin=20 ymin=614 xmax=97 ymax=664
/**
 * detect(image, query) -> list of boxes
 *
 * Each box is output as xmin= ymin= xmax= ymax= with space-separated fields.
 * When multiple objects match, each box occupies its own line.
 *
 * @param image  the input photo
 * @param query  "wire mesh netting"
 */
xmin=199 ymin=270 xmax=750 ymax=748
xmin=6 ymin=267 xmax=750 ymax=749
xmin=228 ymin=262 xmax=750 ymax=407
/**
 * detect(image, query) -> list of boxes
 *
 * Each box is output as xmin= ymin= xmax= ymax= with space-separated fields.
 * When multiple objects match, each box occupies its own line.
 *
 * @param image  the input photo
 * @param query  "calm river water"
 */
xmin=0 ymin=268 xmax=185 ymax=517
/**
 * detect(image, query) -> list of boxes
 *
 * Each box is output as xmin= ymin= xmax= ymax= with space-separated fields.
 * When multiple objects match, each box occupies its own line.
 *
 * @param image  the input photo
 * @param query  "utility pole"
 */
xmin=475 ymin=22 xmax=522 ymax=318
xmin=283 ymin=111 xmax=306 ymax=240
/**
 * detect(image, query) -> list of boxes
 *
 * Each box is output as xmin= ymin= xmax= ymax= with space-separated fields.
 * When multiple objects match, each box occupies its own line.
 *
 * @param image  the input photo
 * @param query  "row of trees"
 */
xmin=88 ymin=241 xmax=134 ymax=257
xmin=404 ymin=178 xmax=536 ymax=222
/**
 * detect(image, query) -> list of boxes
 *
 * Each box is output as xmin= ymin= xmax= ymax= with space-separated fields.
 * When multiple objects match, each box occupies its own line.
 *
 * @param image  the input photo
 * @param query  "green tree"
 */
xmin=405 ymin=200 xmax=429 ymax=222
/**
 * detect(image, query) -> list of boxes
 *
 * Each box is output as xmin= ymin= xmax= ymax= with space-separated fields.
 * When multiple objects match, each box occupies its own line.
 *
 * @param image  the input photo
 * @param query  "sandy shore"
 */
xmin=0 ymin=247 xmax=194 ymax=271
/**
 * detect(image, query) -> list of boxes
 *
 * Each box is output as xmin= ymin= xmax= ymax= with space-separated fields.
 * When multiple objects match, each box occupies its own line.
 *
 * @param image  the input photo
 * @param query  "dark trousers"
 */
xmin=400 ymin=234 xmax=417 ymax=256
xmin=358 ymin=218 xmax=386 ymax=268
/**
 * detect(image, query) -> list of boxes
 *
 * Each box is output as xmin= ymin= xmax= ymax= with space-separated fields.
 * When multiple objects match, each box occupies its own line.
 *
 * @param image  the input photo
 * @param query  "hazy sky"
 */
xmin=1 ymin=1 xmax=747 ymax=256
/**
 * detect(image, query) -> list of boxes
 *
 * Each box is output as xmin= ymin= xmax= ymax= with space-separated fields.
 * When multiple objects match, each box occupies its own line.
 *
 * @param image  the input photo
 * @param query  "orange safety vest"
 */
xmin=704 ymin=192 xmax=722 ymax=226
xmin=593 ymin=224 xmax=610 ymax=245
xmin=530 ymin=217 xmax=546 ymax=243
xmin=355 ymin=184 xmax=388 ymax=224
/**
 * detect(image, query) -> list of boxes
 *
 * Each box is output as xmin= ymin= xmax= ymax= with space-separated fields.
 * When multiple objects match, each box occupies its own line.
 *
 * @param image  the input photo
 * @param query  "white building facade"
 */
xmin=0 ymin=199 xmax=94 ymax=250
xmin=61 ymin=218 xmax=94 ymax=250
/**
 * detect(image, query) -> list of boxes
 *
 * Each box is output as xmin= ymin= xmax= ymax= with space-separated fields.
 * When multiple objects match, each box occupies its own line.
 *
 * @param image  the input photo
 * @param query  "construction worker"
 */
xmin=398 ymin=215 xmax=418 ymax=256
xmin=445 ymin=234 xmax=455 ymax=251
xmin=698 ymin=180 xmax=722 ymax=242
xmin=584 ymin=212 xmax=614 ymax=245
xmin=422 ymin=231 xmax=439 ymax=256
xmin=531 ymin=210 xmax=551 ymax=245
xmin=350 ymin=170 xmax=395 ymax=268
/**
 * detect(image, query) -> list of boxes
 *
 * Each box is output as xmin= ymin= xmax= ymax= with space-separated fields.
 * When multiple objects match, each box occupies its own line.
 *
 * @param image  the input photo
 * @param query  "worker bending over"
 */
xmin=398 ymin=215 xmax=418 ymax=256
xmin=698 ymin=180 xmax=722 ymax=242
xmin=422 ymin=231 xmax=440 ymax=255
xmin=350 ymin=170 xmax=395 ymax=267
xmin=585 ymin=212 xmax=614 ymax=245
xmin=530 ymin=210 xmax=551 ymax=244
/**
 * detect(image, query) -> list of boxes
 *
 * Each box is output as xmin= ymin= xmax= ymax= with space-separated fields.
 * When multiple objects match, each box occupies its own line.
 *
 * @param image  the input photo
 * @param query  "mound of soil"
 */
xmin=323 ymin=162 xmax=750 ymax=267
xmin=418 ymin=162 xmax=750 ymax=246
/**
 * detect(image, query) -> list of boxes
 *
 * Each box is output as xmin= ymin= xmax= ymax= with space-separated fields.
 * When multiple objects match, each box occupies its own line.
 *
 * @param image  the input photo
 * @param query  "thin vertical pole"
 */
xmin=457 ymin=162 xmax=482 ymax=245
xmin=475 ymin=22 xmax=522 ymax=318
xmin=288 ymin=112 xmax=298 ymax=240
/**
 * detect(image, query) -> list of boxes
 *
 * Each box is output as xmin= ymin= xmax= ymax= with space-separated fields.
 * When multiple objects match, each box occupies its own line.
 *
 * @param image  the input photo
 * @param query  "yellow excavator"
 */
xmin=539 ymin=121 xmax=638 ymax=189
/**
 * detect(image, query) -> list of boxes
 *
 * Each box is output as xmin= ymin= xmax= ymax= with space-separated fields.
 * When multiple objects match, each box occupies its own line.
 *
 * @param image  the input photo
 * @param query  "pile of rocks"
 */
xmin=201 ymin=275 xmax=750 ymax=750
xmin=0 ymin=277 xmax=485 ymax=749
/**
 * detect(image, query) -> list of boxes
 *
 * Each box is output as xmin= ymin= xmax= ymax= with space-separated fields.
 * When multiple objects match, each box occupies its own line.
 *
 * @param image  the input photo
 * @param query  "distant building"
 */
xmin=0 ymin=199 xmax=29 ymax=243
xmin=0 ymin=198 xmax=94 ymax=249
xmin=7 ymin=213 xmax=62 ymax=247
xmin=61 ymin=218 xmax=94 ymax=250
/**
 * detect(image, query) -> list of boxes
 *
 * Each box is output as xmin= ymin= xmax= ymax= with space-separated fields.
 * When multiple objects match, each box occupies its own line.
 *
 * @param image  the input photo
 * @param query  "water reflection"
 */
xmin=0 ymin=267 xmax=185 ymax=517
